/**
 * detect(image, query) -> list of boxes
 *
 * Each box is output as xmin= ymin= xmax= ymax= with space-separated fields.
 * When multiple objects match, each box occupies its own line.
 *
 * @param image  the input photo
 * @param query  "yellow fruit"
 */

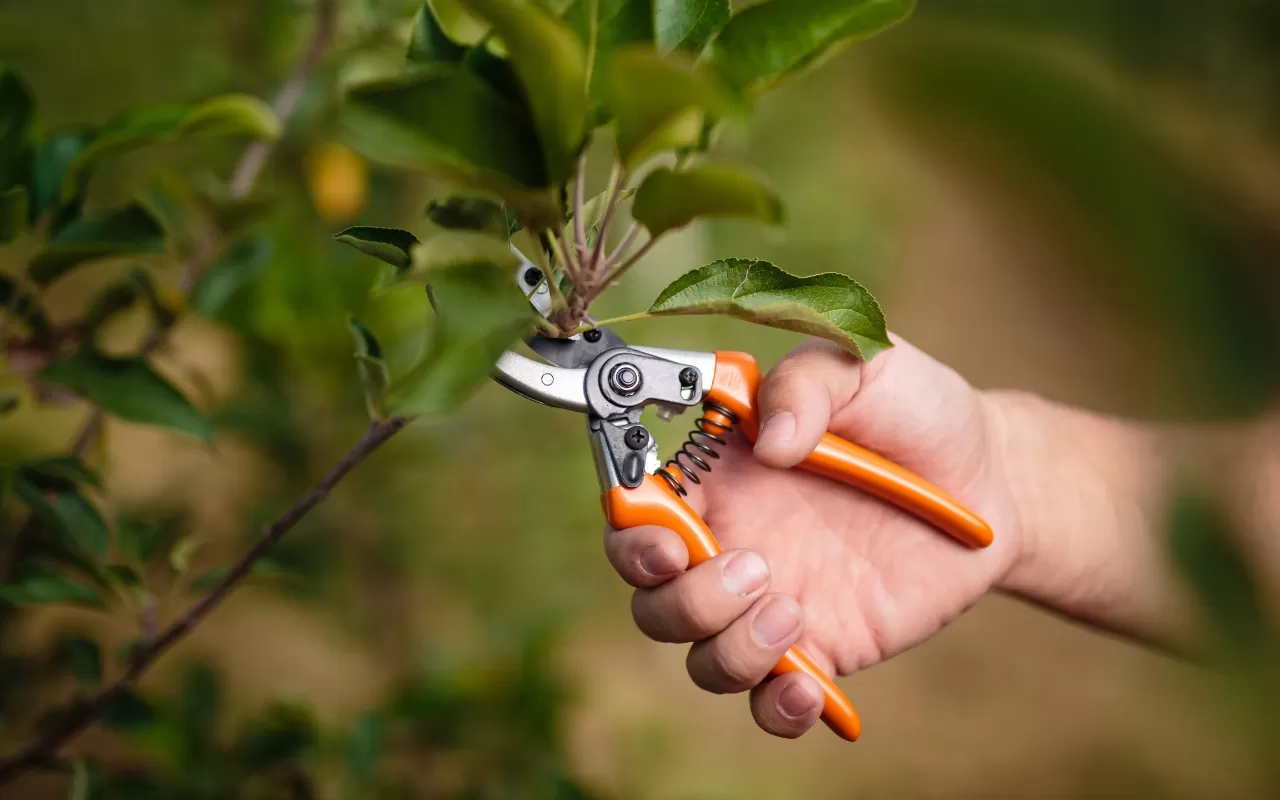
xmin=306 ymin=142 xmax=369 ymax=224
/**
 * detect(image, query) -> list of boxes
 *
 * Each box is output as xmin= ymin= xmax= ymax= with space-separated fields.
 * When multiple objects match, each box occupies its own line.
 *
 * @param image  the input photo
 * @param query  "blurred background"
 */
xmin=2 ymin=0 xmax=1280 ymax=797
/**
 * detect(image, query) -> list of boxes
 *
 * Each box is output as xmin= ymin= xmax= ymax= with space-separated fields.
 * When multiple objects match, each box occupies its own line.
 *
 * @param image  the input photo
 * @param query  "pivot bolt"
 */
xmin=583 ymin=328 xmax=603 ymax=343
xmin=624 ymin=426 xmax=650 ymax=450
xmin=609 ymin=364 xmax=642 ymax=396
xmin=523 ymin=266 xmax=544 ymax=287
xmin=679 ymin=368 xmax=699 ymax=388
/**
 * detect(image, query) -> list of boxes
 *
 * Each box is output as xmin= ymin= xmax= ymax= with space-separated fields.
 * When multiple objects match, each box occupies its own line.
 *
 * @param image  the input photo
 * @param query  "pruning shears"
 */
xmin=494 ymin=261 xmax=994 ymax=742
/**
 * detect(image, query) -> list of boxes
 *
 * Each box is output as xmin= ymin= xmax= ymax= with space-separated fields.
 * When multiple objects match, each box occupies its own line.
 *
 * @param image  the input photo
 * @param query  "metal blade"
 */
xmin=513 ymin=247 xmax=628 ymax=369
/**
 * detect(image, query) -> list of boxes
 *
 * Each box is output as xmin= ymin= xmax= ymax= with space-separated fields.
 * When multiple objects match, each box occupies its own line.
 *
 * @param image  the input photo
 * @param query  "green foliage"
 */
xmin=28 ymin=204 xmax=165 ymax=285
xmin=58 ymin=635 xmax=104 ymax=685
xmin=648 ymin=258 xmax=891 ymax=357
xmin=633 ymin=164 xmax=783 ymax=236
xmin=40 ymin=349 xmax=212 ymax=441
xmin=0 ymin=65 xmax=35 ymax=191
xmin=424 ymin=194 xmax=515 ymax=238
xmin=704 ymin=0 xmax=916 ymax=97
xmin=13 ymin=458 xmax=109 ymax=557
xmin=333 ymin=225 xmax=420 ymax=271
xmin=0 ymin=564 xmax=104 ymax=608
xmin=189 ymin=235 xmax=272 ymax=319
xmin=654 ymin=0 xmax=731 ymax=54
xmin=0 ymin=273 xmax=50 ymax=335
xmin=349 ymin=317 xmax=391 ymax=420
xmin=0 ymin=184 xmax=25 ymax=242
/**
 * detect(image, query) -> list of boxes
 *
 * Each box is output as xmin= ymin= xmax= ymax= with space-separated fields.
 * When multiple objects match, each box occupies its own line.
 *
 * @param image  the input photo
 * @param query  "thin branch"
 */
xmin=0 ymin=415 xmax=411 ymax=786
xmin=606 ymin=222 xmax=640 ymax=266
xmin=572 ymin=151 xmax=589 ymax=265
xmin=595 ymin=234 xmax=658 ymax=299
xmin=585 ymin=163 xmax=622 ymax=277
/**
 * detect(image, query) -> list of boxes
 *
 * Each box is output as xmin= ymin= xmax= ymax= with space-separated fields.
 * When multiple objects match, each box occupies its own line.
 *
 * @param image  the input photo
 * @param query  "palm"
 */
xmin=694 ymin=420 xmax=1020 ymax=678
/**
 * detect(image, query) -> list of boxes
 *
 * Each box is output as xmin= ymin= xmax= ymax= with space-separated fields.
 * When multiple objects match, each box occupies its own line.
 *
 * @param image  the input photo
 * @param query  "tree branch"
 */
xmin=0 ymin=415 xmax=410 ymax=786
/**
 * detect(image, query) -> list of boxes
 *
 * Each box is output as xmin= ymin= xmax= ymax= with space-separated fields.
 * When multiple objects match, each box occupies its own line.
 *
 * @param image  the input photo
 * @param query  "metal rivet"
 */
xmin=541 ymin=373 xmax=554 ymax=386
xmin=609 ymin=364 xmax=642 ymax=396
xmin=583 ymin=329 xmax=602 ymax=343
xmin=523 ymin=267 xmax=544 ymax=286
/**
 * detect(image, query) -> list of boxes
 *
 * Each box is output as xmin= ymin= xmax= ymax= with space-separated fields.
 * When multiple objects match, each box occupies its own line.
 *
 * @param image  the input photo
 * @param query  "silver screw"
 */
xmin=609 ymin=364 xmax=642 ymax=396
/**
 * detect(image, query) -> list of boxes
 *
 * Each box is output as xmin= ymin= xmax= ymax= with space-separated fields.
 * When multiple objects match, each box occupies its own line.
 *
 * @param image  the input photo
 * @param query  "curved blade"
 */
xmin=513 ymin=248 xmax=628 ymax=369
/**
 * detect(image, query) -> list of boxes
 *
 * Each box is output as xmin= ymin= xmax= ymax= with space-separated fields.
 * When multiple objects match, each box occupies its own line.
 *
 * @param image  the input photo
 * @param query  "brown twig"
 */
xmin=0 ymin=415 xmax=410 ymax=786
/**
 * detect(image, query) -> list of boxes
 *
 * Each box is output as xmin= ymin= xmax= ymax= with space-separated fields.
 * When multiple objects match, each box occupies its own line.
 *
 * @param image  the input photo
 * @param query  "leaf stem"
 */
xmin=573 ymin=151 xmax=589 ymax=265
xmin=595 ymin=234 xmax=658 ymax=297
xmin=606 ymin=222 xmax=640 ymax=265
xmin=0 ymin=414 xmax=412 ymax=786
xmin=567 ymin=310 xmax=656 ymax=334
xmin=586 ymin=162 xmax=623 ymax=277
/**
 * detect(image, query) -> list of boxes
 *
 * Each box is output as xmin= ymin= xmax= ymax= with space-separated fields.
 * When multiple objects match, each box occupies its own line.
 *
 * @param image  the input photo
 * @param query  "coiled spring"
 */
xmin=657 ymin=402 xmax=740 ymax=497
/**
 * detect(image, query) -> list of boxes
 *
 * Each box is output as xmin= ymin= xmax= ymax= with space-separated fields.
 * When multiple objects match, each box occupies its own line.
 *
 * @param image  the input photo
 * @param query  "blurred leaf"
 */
xmin=59 ymin=635 xmax=103 ymax=686
xmin=408 ymin=229 xmax=518 ymax=280
xmin=427 ymin=0 xmax=492 ymax=46
xmin=655 ymin=0 xmax=730 ymax=53
xmin=0 ymin=392 xmax=18 ymax=415
xmin=604 ymin=48 xmax=735 ymax=167
xmin=68 ymin=756 xmax=90 ymax=800
xmin=100 ymin=688 xmax=155 ymax=730
xmin=632 ymin=164 xmax=782 ymax=237
xmin=425 ymin=195 xmax=512 ymax=238
xmin=342 ymin=70 xmax=557 ymax=227
xmin=459 ymin=0 xmax=590 ymax=184
xmin=28 ymin=204 xmax=165 ymax=286
xmin=564 ymin=0 xmax=655 ymax=107
xmin=390 ymin=249 xmax=532 ymax=415
xmin=41 ymin=349 xmax=212 ymax=441
xmin=234 ymin=702 xmax=319 ymax=771
xmin=191 ymin=235 xmax=272 ymax=319
xmin=0 ymin=185 xmax=26 ymax=242
xmin=24 ymin=455 xmax=100 ymax=487
xmin=648 ymin=258 xmax=890 ymax=357
xmin=31 ymin=129 xmax=92 ymax=221
xmin=410 ymin=2 xmax=468 ymax=63
xmin=13 ymin=467 xmax=109 ymax=557
xmin=116 ymin=515 xmax=185 ymax=566
xmin=350 ymin=317 xmax=391 ymax=420
xmin=703 ymin=0 xmax=915 ymax=97
xmin=0 ymin=274 xmax=50 ymax=336
xmin=1169 ymin=489 xmax=1273 ymax=659
xmin=567 ymin=187 xmax=634 ymax=248
xmin=189 ymin=559 xmax=290 ymax=591
xmin=0 ymin=569 xmax=105 ymax=609
xmin=345 ymin=713 xmax=384 ymax=783
xmin=80 ymin=269 xmax=168 ymax=340
xmin=0 ymin=65 xmax=34 ymax=190
xmin=105 ymin=563 xmax=141 ymax=588
xmin=333 ymin=226 xmax=419 ymax=272
xmin=61 ymin=95 xmax=281 ymax=198
xmin=169 ymin=536 xmax=201 ymax=575
xmin=178 ymin=664 xmax=222 ymax=767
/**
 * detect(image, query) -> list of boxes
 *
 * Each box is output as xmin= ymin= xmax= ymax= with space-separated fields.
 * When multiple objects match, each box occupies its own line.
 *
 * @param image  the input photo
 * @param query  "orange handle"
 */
xmin=706 ymin=352 xmax=994 ymax=549
xmin=604 ymin=476 xmax=862 ymax=742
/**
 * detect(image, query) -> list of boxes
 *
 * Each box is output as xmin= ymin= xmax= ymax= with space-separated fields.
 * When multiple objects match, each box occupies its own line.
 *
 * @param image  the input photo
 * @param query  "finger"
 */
xmin=604 ymin=525 xmax=689 ymax=588
xmin=631 ymin=549 xmax=770 ymax=643
xmin=685 ymin=594 xmax=804 ymax=693
xmin=754 ymin=339 xmax=865 ymax=468
xmin=749 ymin=672 xmax=825 ymax=738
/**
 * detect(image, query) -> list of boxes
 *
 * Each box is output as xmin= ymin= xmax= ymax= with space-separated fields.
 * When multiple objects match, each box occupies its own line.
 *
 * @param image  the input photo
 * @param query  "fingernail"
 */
xmin=639 ymin=546 xmax=679 ymax=578
xmin=758 ymin=411 xmax=796 ymax=447
xmin=721 ymin=551 xmax=769 ymax=597
xmin=778 ymin=680 xmax=819 ymax=720
xmin=751 ymin=597 xmax=801 ymax=647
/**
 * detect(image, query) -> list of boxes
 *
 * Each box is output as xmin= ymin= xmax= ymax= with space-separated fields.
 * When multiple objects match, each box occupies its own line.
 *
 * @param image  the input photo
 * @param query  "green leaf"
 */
xmin=632 ymin=164 xmax=783 ymax=237
xmin=346 ymin=713 xmax=384 ymax=782
xmin=603 ymin=48 xmax=735 ymax=168
xmin=190 ymin=235 xmax=272 ymax=319
xmin=23 ymin=455 xmax=100 ymax=487
xmin=425 ymin=195 xmax=512 ymax=239
xmin=116 ymin=515 xmax=185 ymax=565
xmin=459 ymin=0 xmax=589 ymax=184
xmin=648 ymin=258 xmax=890 ymax=357
xmin=333 ymin=226 xmax=420 ymax=272
xmin=105 ymin=563 xmax=142 ymax=588
xmin=80 ymin=269 xmax=167 ymax=339
xmin=389 ymin=246 xmax=532 ymax=415
xmin=427 ymin=0 xmax=492 ymax=46
xmin=234 ymin=702 xmax=319 ymax=771
xmin=408 ymin=229 xmax=519 ymax=281
xmin=0 ymin=274 xmax=50 ymax=336
xmin=0 ymin=392 xmax=18 ymax=415
xmin=61 ymin=95 xmax=281 ymax=198
xmin=0 ymin=184 xmax=26 ymax=242
xmin=13 ymin=468 xmax=109 ymax=558
xmin=169 ymin=535 xmax=201 ymax=575
xmin=28 ymin=203 xmax=166 ymax=286
xmin=564 ymin=0 xmax=655 ymax=108
xmin=567 ymin=187 xmax=634 ymax=248
xmin=188 ymin=559 xmax=289 ymax=592
xmin=31 ymin=129 xmax=93 ymax=220
xmin=68 ymin=756 xmax=91 ymax=800
xmin=59 ymin=635 xmax=103 ymax=685
xmin=702 ymin=0 xmax=915 ymax=97
xmin=0 ymin=66 xmax=35 ymax=190
xmin=349 ymin=317 xmax=391 ymax=421
xmin=655 ymin=0 xmax=730 ymax=53
xmin=342 ymin=69 xmax=557 ymax=227
xmin=0 ymin=572 xmax=105 ymax=608
xmin=40 ymin=349 xmax=212 ymax=441
xmin=100 ymin=689 xmax=155 ymax=730
xmin=410 ymin=2 xmax=468 ymax=64
xmin=178 ymin=663 xmax=223 ymax=764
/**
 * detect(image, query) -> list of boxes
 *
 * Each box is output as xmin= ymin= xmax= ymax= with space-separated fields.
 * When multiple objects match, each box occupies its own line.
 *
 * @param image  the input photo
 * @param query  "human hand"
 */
xmin=604 ymin=336 xmax=1025 ymax=737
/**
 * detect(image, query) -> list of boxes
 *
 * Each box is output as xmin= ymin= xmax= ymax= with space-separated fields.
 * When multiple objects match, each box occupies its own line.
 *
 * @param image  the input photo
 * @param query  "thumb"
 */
xmin=753 ymin=339 xmax=865 ymax=468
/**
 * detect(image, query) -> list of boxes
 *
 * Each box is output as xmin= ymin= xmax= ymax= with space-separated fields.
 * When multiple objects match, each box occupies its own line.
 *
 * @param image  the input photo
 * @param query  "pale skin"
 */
xmin=606 ymin=335 xmax=1190 ymax=738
